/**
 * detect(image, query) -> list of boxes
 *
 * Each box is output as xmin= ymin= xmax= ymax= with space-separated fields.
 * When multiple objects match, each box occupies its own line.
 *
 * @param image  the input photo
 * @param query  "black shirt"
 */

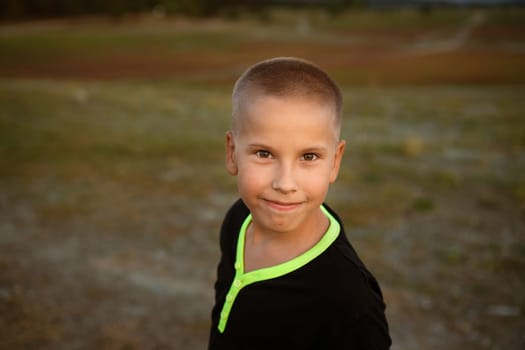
xmin=209 ymin=199 xmax=391 ymax=349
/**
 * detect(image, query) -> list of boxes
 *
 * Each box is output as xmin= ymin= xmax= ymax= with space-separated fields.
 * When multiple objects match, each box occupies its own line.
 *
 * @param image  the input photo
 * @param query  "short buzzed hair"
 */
xmin=232 ymin=57 xmax=343 ymax=137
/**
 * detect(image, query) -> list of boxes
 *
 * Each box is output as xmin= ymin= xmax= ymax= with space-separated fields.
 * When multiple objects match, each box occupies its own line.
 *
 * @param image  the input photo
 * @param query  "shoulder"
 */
xmin=321 ymin=204 xmax=386 ymax=311
xmin=219 ymin=199 xmax=250 ymax=252
xmin=319 ymin=205 xmax=391 ymax=348
xmin=220 ymin=198 xmax=249 ymax=234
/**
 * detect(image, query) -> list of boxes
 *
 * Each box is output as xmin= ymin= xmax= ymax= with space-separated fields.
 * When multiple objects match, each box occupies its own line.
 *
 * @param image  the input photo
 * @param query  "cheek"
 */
xmin=308 ymin=174 xmax=331 ymax=194
xmin=298 ymin=168 xmax=332 ymax=193
xmin=237 ymin=163 xmax=269 ymax=193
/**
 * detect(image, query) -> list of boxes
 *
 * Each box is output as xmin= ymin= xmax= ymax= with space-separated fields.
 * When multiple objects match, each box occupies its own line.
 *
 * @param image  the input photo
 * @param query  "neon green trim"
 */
xmin=217 ymin=205 xmax=340 ymax=333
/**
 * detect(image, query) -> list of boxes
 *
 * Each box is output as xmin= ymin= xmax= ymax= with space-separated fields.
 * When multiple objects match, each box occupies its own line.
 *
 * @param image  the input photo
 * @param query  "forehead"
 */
xmin=236 ymin=95 xmax=339 ymax=143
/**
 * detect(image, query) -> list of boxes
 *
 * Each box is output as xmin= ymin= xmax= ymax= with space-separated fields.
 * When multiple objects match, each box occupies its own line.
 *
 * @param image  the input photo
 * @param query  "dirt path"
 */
xmin=407 ymin=10 xmax=487 ymax=53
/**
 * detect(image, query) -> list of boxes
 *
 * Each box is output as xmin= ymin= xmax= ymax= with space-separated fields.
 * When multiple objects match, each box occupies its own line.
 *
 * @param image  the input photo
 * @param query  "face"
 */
xmin=226 ymin=95 xmax=345 ymax=236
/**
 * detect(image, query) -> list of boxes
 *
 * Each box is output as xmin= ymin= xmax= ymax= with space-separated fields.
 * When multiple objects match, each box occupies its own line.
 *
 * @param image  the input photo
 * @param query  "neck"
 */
xmin=249 ymin=207 xmax=328 ymax=248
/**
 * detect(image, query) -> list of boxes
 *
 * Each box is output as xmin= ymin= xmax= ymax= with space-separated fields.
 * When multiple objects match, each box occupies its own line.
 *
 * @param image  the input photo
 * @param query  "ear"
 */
xmin=329 ymin=140 xmax=346 ymax=183
xmin=225 ymin=131 xmax=238 ymax=176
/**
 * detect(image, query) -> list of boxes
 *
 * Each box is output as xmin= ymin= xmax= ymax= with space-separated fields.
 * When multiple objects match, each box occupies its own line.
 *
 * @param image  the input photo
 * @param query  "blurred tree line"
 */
xmin=0 ymin=0 xmax=364 ymax=19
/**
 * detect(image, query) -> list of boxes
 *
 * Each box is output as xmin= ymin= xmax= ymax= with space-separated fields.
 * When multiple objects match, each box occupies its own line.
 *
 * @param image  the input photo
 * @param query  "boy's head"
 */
xmin=231 ymin=57 xmax=343 ymax=139
xmin=226 ymin=57 xmax=345 ymax=235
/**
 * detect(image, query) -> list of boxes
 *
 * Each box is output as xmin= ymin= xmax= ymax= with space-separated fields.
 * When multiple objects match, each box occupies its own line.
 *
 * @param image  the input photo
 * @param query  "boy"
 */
xmin=209 ymin=57 xmax=391 ymax=349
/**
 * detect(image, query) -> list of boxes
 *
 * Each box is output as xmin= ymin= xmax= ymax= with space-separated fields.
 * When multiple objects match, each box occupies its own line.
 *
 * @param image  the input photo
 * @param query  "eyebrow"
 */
xmin=302 ymin=146 xmax=329 ymax=154
xmin=247 ymin=143 xmax=328 ymax=154
xmin=246 ymin=143 xmax=273 ymax=151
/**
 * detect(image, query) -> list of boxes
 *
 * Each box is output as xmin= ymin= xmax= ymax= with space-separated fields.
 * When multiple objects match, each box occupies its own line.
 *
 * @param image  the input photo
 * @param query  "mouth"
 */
xmin=263 ymin=199 xmax=303 ymax=212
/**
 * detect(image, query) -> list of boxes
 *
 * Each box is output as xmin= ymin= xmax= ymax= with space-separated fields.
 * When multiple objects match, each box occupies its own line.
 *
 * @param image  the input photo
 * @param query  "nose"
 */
xmin=272 ymin=162 xmax=297 ymax=194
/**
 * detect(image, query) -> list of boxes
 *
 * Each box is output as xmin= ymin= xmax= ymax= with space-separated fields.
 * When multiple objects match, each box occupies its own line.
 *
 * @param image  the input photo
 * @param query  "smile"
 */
xmin=263 ymin=199 xmax=303 ymax=212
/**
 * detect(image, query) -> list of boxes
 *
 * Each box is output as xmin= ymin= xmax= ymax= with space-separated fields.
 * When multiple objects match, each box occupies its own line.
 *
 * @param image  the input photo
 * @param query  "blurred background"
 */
xmin=0 ymin=1 xmax=524 ymax=349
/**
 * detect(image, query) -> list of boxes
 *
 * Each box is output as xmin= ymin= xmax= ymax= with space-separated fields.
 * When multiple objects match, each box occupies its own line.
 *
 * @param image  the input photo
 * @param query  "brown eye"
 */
xmin=302 ymin=153 xmax=318 ymax=161
xmin=256 ymin=150 xmax=272 ymax=158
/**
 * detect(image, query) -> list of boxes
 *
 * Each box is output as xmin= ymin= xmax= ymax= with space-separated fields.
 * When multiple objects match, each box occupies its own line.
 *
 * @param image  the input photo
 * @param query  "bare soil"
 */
xmin=1 ymin=9 xmax=524 ymax=350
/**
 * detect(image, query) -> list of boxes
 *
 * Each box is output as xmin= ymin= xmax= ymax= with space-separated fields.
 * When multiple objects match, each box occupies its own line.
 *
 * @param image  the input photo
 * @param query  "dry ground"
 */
xmin=1 ymin=8 xmax=524 ymax=350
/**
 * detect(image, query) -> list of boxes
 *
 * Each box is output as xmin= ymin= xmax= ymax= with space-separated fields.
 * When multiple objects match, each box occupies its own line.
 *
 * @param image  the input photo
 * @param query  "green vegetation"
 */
xmin=1 ymin=8 xmax=524 ymax=350
xmin=1 ymin=8 xmax=525 ymax=84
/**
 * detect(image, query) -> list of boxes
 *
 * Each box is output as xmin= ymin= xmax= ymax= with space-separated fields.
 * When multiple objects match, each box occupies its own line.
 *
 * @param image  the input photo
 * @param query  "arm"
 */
xmin=322 ymin=248 xmax=391 ymax=349
xmin=322 ymin=296 xmax=391 ymax=349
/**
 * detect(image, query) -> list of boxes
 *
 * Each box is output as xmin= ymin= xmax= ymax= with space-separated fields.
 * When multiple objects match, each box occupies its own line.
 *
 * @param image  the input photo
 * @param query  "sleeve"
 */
xmin=322 ymin=288 xmax=391 ymax=349
xmin=353 ymin=311 xmax=392 ymax=349
xmin=321 ymin=259 xmax=391 ymax=349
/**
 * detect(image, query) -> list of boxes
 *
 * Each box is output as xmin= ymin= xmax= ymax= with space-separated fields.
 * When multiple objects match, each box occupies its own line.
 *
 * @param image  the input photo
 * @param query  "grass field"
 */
xmin=1 ymin=7 xmax=524 ymax=350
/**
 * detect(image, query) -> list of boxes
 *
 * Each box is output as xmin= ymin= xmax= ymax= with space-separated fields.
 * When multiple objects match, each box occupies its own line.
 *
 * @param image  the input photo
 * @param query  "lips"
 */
xmin=263 ymin=199 xmax=303 ymax=212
